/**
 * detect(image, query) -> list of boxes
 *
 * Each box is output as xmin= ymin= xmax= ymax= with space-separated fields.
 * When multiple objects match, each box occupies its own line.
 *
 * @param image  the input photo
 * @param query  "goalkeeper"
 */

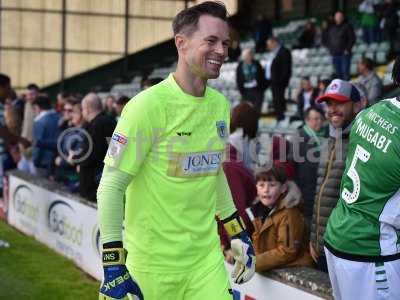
xmin=97 ymin=2 xmax=255 ymax=300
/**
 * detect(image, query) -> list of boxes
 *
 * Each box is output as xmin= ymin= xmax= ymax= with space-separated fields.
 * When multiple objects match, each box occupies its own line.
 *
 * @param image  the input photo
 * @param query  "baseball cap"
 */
xmin=316 ymin=79 xmax=361 ymax=103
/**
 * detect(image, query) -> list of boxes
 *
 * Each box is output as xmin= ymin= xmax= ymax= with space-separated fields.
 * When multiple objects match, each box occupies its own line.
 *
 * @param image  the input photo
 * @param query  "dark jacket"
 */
xmin=380 ymin=3 xmax=399 ymax=31
xmin=32 ymin=110 xmax=60 ymax=170
xmin=250 ymin=182 xmax=314 ymax=272
xmin=324 ymin=21 xmax=356 ymax=55
xmin=270 ymin=46 xmax=292 ymax=87
xmin=310 ymin=126 xmax=351 ymax=256
xmin=236 ymin=60 xmax=265 ymax=95
xmin=293 ymin=125 xmax=329 ymax=220
xmin=296 ymin=88 xmax=320 ymax=119
xmin=78 ymin=112 xmax=116 ymax=201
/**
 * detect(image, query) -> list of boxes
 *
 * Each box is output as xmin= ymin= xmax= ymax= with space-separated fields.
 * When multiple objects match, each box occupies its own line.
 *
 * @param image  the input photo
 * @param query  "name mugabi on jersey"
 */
xmin=325 ymin=98 xmax=400 ymax=258
xmin=104 ymin=74 xmax=231 ymax=272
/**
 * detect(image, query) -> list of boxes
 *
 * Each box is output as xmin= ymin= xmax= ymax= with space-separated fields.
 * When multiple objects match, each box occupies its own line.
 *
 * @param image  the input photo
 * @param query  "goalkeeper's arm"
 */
xmin=216 ymin=169 xmax=256 ymax=284
xmin=97 ymin=166 xmax=143 ymax=300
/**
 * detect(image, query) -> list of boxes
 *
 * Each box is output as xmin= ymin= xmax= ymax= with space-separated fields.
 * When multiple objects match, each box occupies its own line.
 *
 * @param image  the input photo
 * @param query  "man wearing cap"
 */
xmin=323 ymin=57 xmax=400 ymax=300
xmin=309 ymin=79 xmax=363 ymax=272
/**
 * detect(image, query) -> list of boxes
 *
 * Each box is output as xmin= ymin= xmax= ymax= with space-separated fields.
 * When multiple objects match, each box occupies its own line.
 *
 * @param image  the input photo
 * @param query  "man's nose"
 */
xmin=214 ymin=42 xmax=225 ymax=56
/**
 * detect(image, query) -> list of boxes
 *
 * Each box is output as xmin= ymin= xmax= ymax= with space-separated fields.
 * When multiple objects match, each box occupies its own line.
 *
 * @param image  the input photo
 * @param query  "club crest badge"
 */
xmin=216 ymin=120 xmax=227 ymax=139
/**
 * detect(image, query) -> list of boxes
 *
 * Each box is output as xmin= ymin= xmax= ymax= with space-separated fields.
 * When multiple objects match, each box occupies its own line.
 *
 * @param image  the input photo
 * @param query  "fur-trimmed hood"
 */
xmin=277 ymin=181 xmax=302 ymax=209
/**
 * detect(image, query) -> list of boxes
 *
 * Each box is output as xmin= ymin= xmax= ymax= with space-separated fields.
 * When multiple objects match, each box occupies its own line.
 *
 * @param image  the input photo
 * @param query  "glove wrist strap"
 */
xmin=222 ymin=211 xmax=246 ymax=238
xmin=102 ymin=248 xmax=126 ymax=266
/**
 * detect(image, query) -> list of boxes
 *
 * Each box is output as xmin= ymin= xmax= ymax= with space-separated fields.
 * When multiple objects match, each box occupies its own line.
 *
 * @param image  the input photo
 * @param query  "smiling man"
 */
xmin=308 ymin=79 xmax=362 ymax=272
xmin=97 ymin=2 xmax=255 ymax=300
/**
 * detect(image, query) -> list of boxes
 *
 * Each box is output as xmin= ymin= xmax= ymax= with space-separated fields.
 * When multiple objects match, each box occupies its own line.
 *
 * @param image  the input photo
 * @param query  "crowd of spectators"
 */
xmin=0 ymin=73 xmax=141 ymax=202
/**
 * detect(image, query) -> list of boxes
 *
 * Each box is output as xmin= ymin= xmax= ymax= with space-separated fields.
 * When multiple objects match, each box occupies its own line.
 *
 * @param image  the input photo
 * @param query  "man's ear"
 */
xmin=175 ymin=34 xmax=186 ymax=52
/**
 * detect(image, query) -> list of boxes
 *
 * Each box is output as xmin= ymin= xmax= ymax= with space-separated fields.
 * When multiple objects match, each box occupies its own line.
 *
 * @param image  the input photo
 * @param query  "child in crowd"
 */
xmin=248 ymin=166 xmax=313 ymax=272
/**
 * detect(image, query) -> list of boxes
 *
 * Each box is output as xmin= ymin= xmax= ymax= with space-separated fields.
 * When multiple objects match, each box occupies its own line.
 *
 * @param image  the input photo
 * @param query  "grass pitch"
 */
xmin=0 ymin=219 xmax=99 ymax=299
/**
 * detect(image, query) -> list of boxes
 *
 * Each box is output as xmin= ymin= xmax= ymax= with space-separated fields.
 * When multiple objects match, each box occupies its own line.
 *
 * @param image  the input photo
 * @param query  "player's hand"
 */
xmin=99 ymin=248 xmax=144 ymax=300
xmin=230 ymin=233 xmax=256 ymax=284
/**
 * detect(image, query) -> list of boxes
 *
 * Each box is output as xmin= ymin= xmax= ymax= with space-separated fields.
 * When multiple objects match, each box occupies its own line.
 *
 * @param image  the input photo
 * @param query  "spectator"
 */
xmin=54 ymin=101 xmax=84 ymax=191
xmin=3 ymin=98 xmax=23 ymax=171
xmin=104 ymin=95 xmax=116 ymax=119
xmin=378 ymin=0 xmax=399 ymax=58
xmin=317 ymin=79 xmax=331 ymax=97
xmin=9 ymin=89 xmax=24 ymax=122
xmin=253 ymin=14 xmax=272 ymax=53
xmin=352 ymin=81 xmax=370 ymax=109
xmin=296 ymin=21 xmax=316 ymax=49
xmin=358 ymin=0 xmax=380 ymax=44
xmin=309 ymin=79 xmax=362 ymax=272
xmin=113 ymin=95 xmax=130 ymax=121
xmin=293 ymin=107 xmax=328 ymax=222
xmin=249 ymin=166 xmax=314 ymax=272
xmin=4 ymin=98 xmax=22 ymax=137
xmin=56 ymin=92 xmax=69 ymax=113
xmin=32 ymin=95 xmax=60 ymax=177
xmin=236 ymin=48 xmax=265 ymax=114
xmin=228 ymin=24 xmax=241 ymax=61
xmin=58 ymin=97 xmax=78 ymax=132
xmin=21 ymin=83 xmax=40 ymax=143
xmin=229 ymin=101 xmax=259 ymax=172
xmin=296 ymin=77 xmax=320 ymax=120
xmin=78 ymin=93 xmax=116 ymax=201
xmin=355 ymin=57 xmax=383 ymax=105
xmin=265 ymin=37 xmax=292 ymax=121
xmin=0 ymin=74 xmax=30 ymax=191
xmin=141 ymin=77 xmax=163 ymax=90
xmin=320 ymin=16 xmax=334 ymax=47
xmin=323 ymin=11 xmax=356 ymax=80
xmin=317 ymin=79 xmax=331 ymax=113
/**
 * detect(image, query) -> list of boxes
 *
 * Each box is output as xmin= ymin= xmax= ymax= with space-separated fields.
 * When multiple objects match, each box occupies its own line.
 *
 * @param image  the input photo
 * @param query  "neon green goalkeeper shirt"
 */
xmin=104 ymin=74 xmax=235 ymax=272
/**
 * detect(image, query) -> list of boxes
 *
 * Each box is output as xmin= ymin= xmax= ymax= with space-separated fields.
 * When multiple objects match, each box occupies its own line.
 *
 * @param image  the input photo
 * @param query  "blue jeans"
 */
xmin=332 ymin=54 xmax=351 ymax=80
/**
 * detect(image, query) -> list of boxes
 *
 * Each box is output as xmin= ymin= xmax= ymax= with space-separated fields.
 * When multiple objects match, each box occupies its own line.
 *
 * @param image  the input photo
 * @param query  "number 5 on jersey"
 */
xmin=342 ymin=144 xmax=371 ymax=204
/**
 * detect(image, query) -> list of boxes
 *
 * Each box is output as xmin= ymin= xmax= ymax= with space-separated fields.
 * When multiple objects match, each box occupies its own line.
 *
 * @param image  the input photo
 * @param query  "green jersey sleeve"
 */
xmin=97 ymin=166 xmax=134 ymax=244
xmin=215 ymin=168 xmax=236 ymax=220
xmin=104 ymin=93 xmax=164 ymax=176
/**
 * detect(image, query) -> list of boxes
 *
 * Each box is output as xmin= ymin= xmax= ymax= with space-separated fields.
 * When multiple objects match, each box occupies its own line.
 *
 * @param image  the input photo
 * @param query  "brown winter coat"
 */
xmin=251 ymin=182 xmax=314 ymax=272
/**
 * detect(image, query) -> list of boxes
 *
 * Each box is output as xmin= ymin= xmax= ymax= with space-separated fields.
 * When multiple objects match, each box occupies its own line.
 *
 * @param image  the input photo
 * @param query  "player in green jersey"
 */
xmin=324 ymin=57 xmax=400 ymax=300
xmin=97 ymin=2 xmax=255 ymax=300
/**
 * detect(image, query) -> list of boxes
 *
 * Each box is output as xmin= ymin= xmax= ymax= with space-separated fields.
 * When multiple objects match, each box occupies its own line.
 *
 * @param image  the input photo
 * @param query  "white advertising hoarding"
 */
xmin=8 ymin=175 xmax=102 ymax=280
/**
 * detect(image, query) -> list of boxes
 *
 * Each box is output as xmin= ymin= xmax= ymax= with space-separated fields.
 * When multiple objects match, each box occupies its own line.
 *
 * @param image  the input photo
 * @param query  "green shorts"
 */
xmin=127 ymin=260 xmax=233 ymax=300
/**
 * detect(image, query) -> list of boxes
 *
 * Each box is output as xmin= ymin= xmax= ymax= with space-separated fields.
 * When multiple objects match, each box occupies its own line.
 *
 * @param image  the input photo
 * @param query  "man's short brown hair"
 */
xmin=172 ymin=1 xmax=228 ymax=36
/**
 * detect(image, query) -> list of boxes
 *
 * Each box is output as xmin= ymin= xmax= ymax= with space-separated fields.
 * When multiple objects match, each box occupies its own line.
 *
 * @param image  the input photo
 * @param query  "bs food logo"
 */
xmin=47 ymin=200 xmax=83 ymax=246
xmin=13 ymin=185 xmax=39 ymax=222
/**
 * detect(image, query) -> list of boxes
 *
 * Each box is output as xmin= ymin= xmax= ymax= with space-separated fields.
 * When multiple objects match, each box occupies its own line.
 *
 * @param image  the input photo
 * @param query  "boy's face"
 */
xmin=256 ymin=180 xmax=287 ymax=208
